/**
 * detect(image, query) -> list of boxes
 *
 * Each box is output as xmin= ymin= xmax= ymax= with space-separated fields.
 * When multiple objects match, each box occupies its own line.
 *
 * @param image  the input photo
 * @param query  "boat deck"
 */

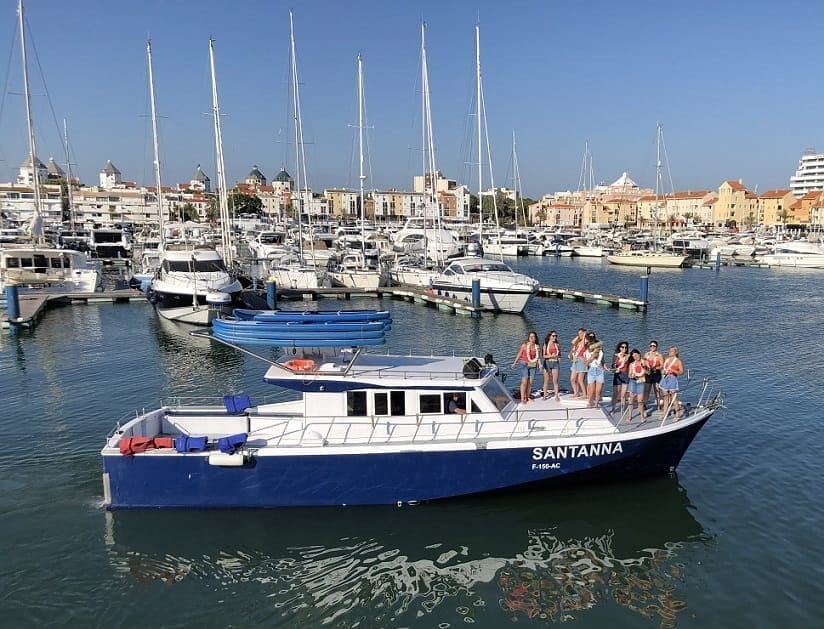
xmin=106 ymin=391 xmax=695 ymax=455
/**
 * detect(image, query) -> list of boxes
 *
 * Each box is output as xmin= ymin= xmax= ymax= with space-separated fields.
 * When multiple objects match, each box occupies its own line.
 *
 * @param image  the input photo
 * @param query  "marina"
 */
xmin=1 ymin=257 xmax=822 ymax=627
xmin=2 ymin=1 xmax=824 ymax=626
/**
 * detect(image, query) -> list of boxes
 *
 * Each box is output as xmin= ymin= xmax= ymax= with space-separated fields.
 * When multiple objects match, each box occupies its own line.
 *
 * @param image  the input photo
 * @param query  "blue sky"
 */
xmin=0 ymin=0 xmax=820 ymax=198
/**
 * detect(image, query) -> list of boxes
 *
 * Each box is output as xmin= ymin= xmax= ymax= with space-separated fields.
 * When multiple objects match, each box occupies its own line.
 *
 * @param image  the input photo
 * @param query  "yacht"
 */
xmin=429 ymin=256 xmax=540 ymax=314
xmin=146 ymin=245 xmax=242 ymax=325
xmin=758 ymin=240 xmax=824 ymax=268
xmin=0 ymin=245 xmax=100 ymax=294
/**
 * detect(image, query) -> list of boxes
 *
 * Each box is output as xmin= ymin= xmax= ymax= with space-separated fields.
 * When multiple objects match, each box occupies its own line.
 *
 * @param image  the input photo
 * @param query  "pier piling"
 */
xmin=5 ymin=285 xmax=20 ymax=328
xmin=266 ymin=280 xmax=277 ymax=310
xmin=471 ymin=279 xmax=481 ymax=318
xmin=639 ymin=271 xmax=650 ymax=304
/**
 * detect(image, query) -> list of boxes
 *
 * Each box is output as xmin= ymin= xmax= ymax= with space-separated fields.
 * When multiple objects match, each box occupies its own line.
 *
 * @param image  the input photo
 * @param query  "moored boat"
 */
xmin=101 ymin=320 xmax=722 ymax=509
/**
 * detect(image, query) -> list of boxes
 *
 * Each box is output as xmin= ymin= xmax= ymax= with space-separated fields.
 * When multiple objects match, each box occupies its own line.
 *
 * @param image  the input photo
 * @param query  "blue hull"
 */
xmin=234 ymin=308 xmax=391 ymax=322
xmin=103 ymin=415 xmax=709 ymax=509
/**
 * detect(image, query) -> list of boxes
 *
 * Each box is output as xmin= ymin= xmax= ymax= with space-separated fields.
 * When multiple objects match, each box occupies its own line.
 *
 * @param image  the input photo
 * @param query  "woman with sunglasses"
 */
xmin=610 ymin=341 xmax=630 ymax=413
xmin=643 ymin=340 xmax=664 ymax=412
xmin=541 ymin=330 xmax=561 ymax=401
xmin=511 ymin=331 xmax=541 ymax=403
xmin=626 ymin=349 xmax=649 ymax=422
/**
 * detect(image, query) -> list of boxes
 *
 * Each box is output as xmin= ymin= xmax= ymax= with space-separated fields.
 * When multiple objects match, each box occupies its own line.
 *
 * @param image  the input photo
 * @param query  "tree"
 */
xmin=180 ymin=202 xmax=198 ymax=222
xmin=229 ymin=192 xmax=263 ymax=216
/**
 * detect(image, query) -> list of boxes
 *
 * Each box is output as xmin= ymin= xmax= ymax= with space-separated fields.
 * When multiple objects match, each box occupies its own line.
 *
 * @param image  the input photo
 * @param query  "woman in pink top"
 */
xmin=511 ymin=331 xmax=541 ymax=403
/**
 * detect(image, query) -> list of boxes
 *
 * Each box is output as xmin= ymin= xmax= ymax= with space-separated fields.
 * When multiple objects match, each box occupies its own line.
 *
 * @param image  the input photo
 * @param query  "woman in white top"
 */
xmin=584 ymin=332 xmax=605 ymax=408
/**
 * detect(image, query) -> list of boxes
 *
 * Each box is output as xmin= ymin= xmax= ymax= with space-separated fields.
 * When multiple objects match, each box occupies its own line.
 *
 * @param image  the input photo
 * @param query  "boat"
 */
xmin=0 ymin=245 xmax=100 ymax=294
xmin=758 ymin=239 xmax=824 ymax=268
xmin=146 ymin=245 xmax=241 ymax=324
xmin=233 ymin=308 xmax=391 ymax=322
xmin=100 ymin=317 xmax=722 ymax=509
xmin=143 ymin=40 xmax=241 ymax=325
xmin=606 ymin=249 xmax=689 ymax=268
xmin=429 ymin=256 xmax=540 ymax=314
xmin=607 ymin=124 xmax=690 ymax=269
xmin=0 ymin=1 xmax=101 ymax=296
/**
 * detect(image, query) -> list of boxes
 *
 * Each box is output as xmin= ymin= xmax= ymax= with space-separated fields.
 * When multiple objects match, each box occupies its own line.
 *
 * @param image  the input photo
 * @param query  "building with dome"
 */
xmin=245 ymin=165 xmax=266 ymax=187
xmin=189 ymin=165 xmax=211 ymax=193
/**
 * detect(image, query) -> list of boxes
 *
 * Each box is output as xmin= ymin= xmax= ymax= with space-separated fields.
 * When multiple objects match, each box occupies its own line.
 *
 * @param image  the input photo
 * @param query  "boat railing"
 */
xmin=283 ymin=406 xmax=599 ymax=448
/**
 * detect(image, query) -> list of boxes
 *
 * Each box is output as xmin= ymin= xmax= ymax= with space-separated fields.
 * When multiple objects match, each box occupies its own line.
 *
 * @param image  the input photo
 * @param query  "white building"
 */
xmin=99 ymin=161 xmax=122 ymax=189
xmin=790 ymin=150 xmax=824 ymax=197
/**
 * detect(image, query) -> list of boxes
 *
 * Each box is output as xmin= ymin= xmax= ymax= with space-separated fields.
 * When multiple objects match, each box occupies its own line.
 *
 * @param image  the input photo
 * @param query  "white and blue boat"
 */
xmin=101 ymin=314 xmax=721 ymax=509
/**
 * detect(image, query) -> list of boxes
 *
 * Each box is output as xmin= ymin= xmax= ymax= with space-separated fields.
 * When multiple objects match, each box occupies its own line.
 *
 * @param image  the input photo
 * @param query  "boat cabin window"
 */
xmin=419 ymin=394 xmax=441 ymax=414
xmin=346 ymin=391 xmax=367 ymax=417
xmin=5 ymin=257 xmax=20 ymax=268
xmin=374 ymin=391 xmax=405 ymax=416
xmin=481 ymin=379 xmax=512 ymax=412
xmin=50 ymin=257 xmax=64 ymax=269
xmin=193 ymin=259 xmax=227 ymax=273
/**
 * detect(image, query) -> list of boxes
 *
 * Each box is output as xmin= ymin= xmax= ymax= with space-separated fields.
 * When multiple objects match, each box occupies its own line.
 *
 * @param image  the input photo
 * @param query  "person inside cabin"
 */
xmin=659 ymin=346 xmax=684 ymax=419
xmin=447 ymin=392 xmax=466 ymax=415
xmin=512 ymin=331 xmax=541 ymax=403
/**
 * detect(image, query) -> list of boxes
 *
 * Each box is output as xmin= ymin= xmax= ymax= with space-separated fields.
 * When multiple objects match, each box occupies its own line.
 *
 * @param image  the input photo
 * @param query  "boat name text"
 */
xmin=531 ymin=442 xmax=623 ymax=461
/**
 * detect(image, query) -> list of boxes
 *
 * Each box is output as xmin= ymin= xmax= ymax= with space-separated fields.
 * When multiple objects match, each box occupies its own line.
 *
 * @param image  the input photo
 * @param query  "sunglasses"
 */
xmin=620 ymin=344 xmax=628 ymax=348
xmin=649 ymin=344 xmax=657 ymax=348
xmin=550 ymin=334 xmax=557 ymax=337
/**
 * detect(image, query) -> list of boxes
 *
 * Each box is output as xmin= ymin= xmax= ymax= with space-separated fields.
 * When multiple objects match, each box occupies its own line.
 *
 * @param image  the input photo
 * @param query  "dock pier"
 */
xmin=2 ymin=282 xmax=647 ymax=330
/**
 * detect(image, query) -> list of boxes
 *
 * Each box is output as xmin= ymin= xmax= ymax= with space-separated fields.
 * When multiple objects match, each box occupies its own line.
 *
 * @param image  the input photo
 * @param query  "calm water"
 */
xmin=1 ymin=258 xmax=823 ymax=628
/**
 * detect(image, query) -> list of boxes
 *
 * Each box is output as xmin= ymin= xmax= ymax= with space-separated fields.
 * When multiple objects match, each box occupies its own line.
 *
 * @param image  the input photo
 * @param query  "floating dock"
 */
xmin=1 ymin=289 xmax=144 ymax=329
xmin=2 ymin=282 xmax=647 ymax=331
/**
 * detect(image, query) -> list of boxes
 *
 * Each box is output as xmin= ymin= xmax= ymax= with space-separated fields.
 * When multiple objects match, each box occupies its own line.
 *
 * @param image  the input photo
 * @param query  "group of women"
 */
xmin=511 ymin=329 xmax=684 ymax=420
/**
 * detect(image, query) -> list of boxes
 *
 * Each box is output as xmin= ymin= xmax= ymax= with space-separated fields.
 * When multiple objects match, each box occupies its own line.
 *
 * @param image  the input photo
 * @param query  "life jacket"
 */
xmin=119 ymin=436 xmax=175 ymax=456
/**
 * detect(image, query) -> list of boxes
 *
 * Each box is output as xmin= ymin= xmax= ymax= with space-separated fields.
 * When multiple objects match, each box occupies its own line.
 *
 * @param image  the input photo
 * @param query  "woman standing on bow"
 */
xmin=512 ymin=331 xmax=541 ymax=404
xmin=541 ymin=330 xmax=561 ymax=401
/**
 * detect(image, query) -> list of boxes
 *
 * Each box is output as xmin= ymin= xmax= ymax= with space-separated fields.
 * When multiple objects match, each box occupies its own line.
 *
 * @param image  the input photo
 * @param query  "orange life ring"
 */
xmin=284 ymin=358 xmax=316 ymax=372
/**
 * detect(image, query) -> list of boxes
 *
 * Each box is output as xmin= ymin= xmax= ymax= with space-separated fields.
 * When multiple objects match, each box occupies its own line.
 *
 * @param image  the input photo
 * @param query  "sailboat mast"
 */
xmin=654 ymin=122 xmax=662 ymax=249
xmin=209 ymin=38 xmax=233 ymax=267
xmin=63 ymin=119 xmax=74 ymax=231
xmin=18 ymin=0 xmax=42 ymax=225
xmin=146 ymin=40 xmax=165 ymax=245
xmin=475 ymin=24 xmax=482 ymax=239
xmin=289 ymin=11 xmax=305 ymax=260
xmin=357 ymin=54 xmax=367 ymax=268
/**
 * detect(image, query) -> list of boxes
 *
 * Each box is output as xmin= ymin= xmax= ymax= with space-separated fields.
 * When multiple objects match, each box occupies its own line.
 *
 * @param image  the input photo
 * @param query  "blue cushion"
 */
xmin=175 ymin=435 xmax=208 ymax=453
xmin=223 ymin=394 xmax=251 ymax=414
xmin=218 ymin=433 xmax=248 ymax=454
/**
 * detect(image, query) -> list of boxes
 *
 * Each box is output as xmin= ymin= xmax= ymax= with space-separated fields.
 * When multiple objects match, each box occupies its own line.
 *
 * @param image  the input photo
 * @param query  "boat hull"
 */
xmin=606 ymin=252 xmax=689 ymax=268
xmin=429 ymin=282 xmax=534 ymax=313
xmin=102 ymin=412 xmax=710 ymax=509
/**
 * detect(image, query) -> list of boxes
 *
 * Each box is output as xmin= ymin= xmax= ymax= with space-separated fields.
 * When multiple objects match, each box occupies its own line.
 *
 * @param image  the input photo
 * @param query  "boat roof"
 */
xmin=263 ymin=352 xmax=495 ymax=391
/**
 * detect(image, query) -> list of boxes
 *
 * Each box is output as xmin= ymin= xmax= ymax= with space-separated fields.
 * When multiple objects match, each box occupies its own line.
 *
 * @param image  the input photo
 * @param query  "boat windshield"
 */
xmin=481 ymin=378 xmax=512 ymax=411
xmin=461 ymin=262 xmax=511 ymax=273
xmin=164 ymin=259 xmax=228 ymax=273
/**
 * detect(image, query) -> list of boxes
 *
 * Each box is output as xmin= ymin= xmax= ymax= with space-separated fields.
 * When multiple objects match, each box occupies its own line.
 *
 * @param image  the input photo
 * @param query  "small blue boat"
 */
xmin=233 ymin=308 xmax=391 ymax=323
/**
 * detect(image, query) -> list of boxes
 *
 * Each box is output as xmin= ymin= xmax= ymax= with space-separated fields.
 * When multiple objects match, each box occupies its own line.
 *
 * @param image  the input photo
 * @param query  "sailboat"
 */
xmin=328 ymin=54 xmax=385 ymax=290
xmin=145 ymin=39 xmax=241 ymax=325
xmin=389 ymin=23 xmax=461 ymax=286
xmin=423 ymin=25 xmax=538 ymax=313
xmin=607 ymin=124 xmax=689 ymax=268
xmin=267 ymin=11 xmax=326 ymax=291
xmin=0 ymin=0 xmax=100 ymax=296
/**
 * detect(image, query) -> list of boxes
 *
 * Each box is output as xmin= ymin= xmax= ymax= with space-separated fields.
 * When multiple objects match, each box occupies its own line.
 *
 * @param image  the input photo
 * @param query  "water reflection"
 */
xmin=103 ymin=477 xmax=711 ymax=627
